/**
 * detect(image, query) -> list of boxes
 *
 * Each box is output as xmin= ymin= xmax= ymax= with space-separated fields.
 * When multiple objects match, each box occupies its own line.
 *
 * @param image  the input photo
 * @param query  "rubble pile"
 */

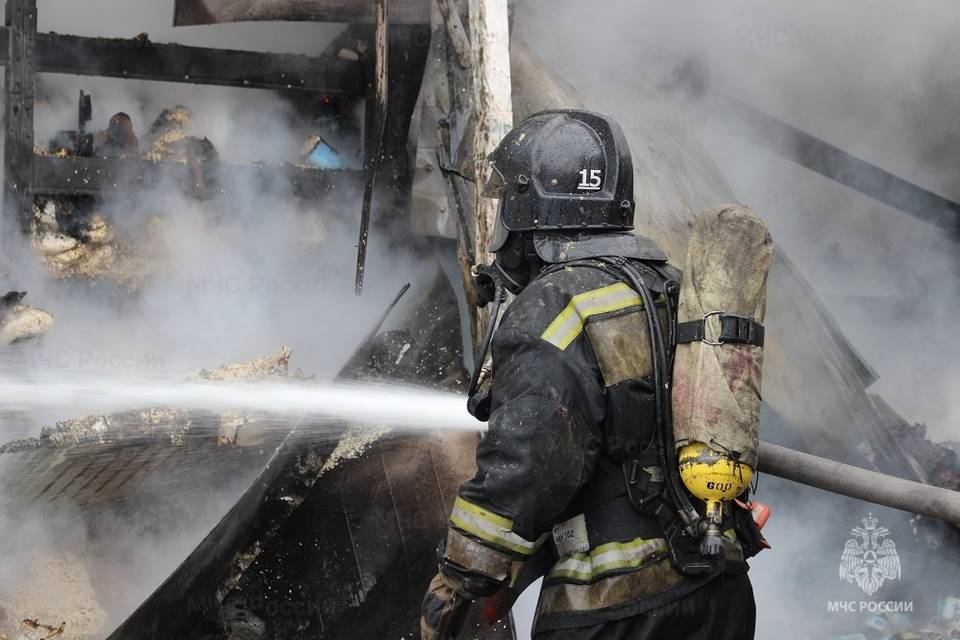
xmin=28 ymin=101 xmax=225 ymax=287
xmin=191 ymin=346 xmax=312 ymax=447
xmin=142 ymin=106 xmax=217 ymax=164
xmin=0 ymin=291 xmax=54 ymax=346
xmin=873 ymin=395 xmax=960 ymax=491
xmin=190 ymin=346 xmax=294 ymax=383
xmin=31 ymin=199 xmax=146 ymax=289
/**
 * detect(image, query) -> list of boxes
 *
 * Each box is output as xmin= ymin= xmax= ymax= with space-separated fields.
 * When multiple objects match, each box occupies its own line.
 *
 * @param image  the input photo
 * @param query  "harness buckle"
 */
xmin=701 ymin=312 xmax=762 ymax=347
xmin=701 ymin=311 xmax=725 ymax=346
xmin=729 ymin=314 xmax=755 ymax=344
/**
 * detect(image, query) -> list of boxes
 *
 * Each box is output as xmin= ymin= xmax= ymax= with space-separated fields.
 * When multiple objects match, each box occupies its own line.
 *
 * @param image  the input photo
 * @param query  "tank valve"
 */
xmin=678 ymin=441 xmax=753 ymax=559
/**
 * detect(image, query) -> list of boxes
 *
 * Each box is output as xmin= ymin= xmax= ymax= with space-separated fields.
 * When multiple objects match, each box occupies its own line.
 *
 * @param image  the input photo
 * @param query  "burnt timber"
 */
xmin=0 ymin=28 xmax=364 ymax=94
xmin=173 ymin=0 xmax=432 ymax=26
xmin=31 ymin=155 xmax=363 ymax=200
xmin=712 ymin=91 xmax=960 ymax=237
xmin=3 ymin=0 xmax=36 ymax=231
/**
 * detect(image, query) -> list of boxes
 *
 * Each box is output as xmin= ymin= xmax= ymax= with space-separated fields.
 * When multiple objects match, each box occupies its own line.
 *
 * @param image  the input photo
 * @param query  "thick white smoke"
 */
xmin=517 ymin=0 xmax=960 ymax=442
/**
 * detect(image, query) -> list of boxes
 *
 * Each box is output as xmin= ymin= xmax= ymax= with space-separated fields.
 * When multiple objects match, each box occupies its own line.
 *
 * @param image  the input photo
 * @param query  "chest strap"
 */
xmin=676 ymin=312 xmax=764 ymax=347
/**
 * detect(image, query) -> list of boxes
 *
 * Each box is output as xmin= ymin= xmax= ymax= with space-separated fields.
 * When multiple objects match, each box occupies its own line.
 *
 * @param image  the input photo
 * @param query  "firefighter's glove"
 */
xmin=472 ymin=264 xmax=500 ymax=309
xmin=420 ymin=561 xmax=501 ymax=640
xmin=420 ymin=571 xmax=471 ymax=640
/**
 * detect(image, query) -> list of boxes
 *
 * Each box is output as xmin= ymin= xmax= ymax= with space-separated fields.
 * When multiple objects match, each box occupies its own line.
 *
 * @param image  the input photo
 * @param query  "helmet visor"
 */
xmin=489 ymin=199 xmax=510 ymax=252
xmin=480 ymin=165 xmax=506 ymax=198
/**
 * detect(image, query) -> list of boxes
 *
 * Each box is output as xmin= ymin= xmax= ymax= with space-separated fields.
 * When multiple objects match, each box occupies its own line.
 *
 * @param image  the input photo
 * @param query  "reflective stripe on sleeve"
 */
xmin=540 ymin=282 xmax=644 ymax=350
xmin=444 ymin=528 xmax=513 ymax=581
xmin=547 ymin=537 xmax=668 ymax=582
xmin=449 ymin=496 xmax=541 ymax=556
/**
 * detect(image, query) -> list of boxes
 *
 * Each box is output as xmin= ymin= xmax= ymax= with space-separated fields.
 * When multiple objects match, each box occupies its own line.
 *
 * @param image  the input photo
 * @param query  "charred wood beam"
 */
xmin=435 ymin=0 xmax=470 ymax=69
xmin=0 ymin=28 xmax=364 ymax=95
xmin=32 ymin=155 xmax=361 ymax=201
xmin=715 ymin=93 xmax=960 ymax=237
xmin=352 ymin=22 xmax=431 ymax=292
xmin=3 ymin=0 xmax=37 ymax=231
xmin=174 ymin=0 xmax=430 ymax=26
xmin=375 ymin=26 xmax=432 ymax=231
xmin=355 ymin=0 xmax=389 ymax=296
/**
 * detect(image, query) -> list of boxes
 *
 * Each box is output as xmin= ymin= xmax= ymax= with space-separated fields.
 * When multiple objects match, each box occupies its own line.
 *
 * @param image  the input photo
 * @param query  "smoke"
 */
xmin=517 ymin=0 xmax=960 ymax=442
xmin=514 ymin=1 xmax=960 ymax=638
xmin=0 ymin=1 xmax=435 ymax=636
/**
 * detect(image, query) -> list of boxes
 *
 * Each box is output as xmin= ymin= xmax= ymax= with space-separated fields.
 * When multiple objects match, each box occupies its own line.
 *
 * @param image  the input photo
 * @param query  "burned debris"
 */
xmin=0 ymin=347 xmax=323 ymax=640
xmin=141 ymin=106 xmax=217 ymax=165
xmin=0 ymin=556 xmax=103 ymax=640
xmin=0 ymin=290 xmax=53 ymax=346
xmin=31 ymin=198 xmax=145 ymax=288
xmin=1 ymin=0 xmax=372 ymax=314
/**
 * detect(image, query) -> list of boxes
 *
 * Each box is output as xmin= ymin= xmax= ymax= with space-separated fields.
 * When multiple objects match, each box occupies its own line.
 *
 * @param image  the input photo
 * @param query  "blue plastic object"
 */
xmin=306 ymin=139 xmax=343 ymax=169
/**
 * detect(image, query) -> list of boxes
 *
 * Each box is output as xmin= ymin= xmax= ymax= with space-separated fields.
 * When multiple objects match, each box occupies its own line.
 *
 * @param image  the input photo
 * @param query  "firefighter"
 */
xmin=420 ymin=110 xmax=759 ymax=639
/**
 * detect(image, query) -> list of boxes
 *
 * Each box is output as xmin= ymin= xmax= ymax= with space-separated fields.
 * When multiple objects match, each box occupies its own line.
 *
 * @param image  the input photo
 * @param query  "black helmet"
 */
xmin=485 ymin=110 xmax=635 ymax=252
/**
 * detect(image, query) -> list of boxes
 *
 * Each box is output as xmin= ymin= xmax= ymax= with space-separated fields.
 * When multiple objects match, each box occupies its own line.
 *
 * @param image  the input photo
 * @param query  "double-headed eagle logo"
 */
xmin=839 ymin=513 xmax=901 ymax=596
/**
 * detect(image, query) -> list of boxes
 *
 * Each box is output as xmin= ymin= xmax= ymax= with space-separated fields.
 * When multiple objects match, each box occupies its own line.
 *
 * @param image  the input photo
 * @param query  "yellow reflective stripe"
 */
xmin=723 ymin=528 xmax=738 ymax=542
xmin=449 ymin=496 xmax=539 ymax=556
xmin=548 ymin=537 xmax=667 ymax=582
xmin=540 ymin=282 xmax=643 ymax=350
xmin=453 ymin=496 xmax=513 ymax=528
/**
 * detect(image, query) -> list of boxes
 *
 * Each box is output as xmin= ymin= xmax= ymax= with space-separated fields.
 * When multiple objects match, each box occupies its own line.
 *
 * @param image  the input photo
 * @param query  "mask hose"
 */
xmin=466 ymin=264 xmax=506 ymax=421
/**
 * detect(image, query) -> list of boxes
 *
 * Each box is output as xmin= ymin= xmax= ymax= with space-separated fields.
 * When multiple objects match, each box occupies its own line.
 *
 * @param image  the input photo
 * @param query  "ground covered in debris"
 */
xmin=0 ymin=553 xmax=106 ymax=640
xmin=0 ymin=347 xmax=320 ymax=640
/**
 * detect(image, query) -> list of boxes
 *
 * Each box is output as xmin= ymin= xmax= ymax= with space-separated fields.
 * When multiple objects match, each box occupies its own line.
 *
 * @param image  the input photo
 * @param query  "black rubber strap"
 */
xmin=676 ymin=313 xmax=765 ymax=348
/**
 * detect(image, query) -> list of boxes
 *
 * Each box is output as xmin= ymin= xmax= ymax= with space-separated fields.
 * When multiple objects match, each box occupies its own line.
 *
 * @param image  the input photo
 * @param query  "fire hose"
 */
xmin=758 ymin=441 xmax=960 ymax=524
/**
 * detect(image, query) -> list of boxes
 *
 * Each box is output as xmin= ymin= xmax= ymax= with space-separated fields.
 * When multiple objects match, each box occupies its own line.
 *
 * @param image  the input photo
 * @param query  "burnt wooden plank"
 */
xmin=32 ymin=155 xmax=362 ymax=200
xmin=359 ymin=24 xmax=431 ymax=241
xmin=89 ymin=445 xmax=151 ymax=498
xmin=174 ymin=0 xmax=430 ymax=26
xmin=0 ymin=27 xmax=364 ymax=95
xmin=37 ymin=456 xmax=98 ymax=502
xmin=94 ymin=446 xmax=163 ymax=500
xmin=714 ymin=92 xmax=960 ymax=237
xmin=3 ymin=0 xmax=37 ymax=230
xmin=354 ymin=0 xmax=388 ymax=294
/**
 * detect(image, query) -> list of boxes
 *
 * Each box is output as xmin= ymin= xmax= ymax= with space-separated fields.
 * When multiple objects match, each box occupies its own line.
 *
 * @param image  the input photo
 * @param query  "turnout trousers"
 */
xmin=533 ymin=574 xmax=756 ymax=640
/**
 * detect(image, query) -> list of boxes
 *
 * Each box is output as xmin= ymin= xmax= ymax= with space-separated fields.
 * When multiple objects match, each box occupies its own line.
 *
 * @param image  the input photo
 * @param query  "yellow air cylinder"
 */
xmin=678 ymin=442 xmax=753 ymax=519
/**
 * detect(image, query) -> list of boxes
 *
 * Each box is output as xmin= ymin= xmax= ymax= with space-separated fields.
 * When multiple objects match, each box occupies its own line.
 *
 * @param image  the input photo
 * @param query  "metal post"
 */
xmin=3 ymin=0 xmax=36 ymax=232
